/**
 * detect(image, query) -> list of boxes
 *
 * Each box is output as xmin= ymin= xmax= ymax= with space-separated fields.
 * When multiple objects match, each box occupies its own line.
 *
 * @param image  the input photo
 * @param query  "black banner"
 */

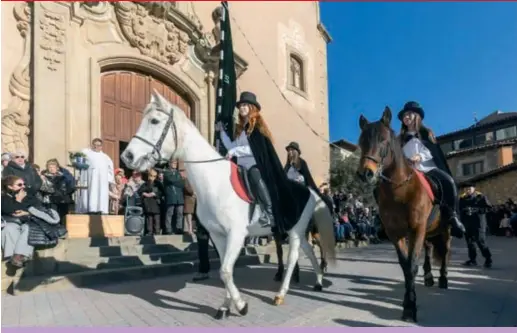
xmin=213 ymin=1 xmax=237 ymax=155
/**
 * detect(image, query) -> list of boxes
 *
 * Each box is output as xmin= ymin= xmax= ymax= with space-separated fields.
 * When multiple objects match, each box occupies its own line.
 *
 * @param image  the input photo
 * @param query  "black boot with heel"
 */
xmin=248 ymin=167 xmax=275 ymax=228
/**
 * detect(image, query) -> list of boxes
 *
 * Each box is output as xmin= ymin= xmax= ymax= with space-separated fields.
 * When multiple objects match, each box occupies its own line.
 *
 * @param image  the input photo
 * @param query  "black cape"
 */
xmin=284 ymin=158 xmax=334 ymax=212
xmin=247 ymin=128 xmax=310 ymax=234
xmin=283 ymin=158 xmax=318 ymax=191
xmin=402 ymin=129 xmax=452 ymax=176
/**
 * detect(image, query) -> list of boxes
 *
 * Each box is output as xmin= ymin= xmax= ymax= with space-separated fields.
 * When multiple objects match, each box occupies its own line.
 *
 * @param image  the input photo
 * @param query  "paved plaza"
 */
xmin=2 ymin=237 xmax=516 ymax=327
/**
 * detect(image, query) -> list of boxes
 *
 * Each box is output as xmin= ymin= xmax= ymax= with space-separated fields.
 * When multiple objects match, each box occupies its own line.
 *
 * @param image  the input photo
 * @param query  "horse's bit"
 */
xmin=131 ymin=106 xmax=227 ymax=165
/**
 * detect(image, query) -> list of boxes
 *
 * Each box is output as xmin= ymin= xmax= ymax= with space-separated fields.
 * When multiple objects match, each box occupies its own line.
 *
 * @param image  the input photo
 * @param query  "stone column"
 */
xmin=32 ymin=2 xmax=70 ymax=165
xmin=205 ymin=70 xmax=216 ymax=143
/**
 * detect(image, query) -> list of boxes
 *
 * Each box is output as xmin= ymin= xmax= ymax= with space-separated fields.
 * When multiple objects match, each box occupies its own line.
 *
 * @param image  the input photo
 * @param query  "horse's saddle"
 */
xmin=423 ymin=173 xmax=443 ymax=205
xmin=230 ymin=163 xmax=260 ymax=224
xmin=414 ymin=170 xmax=443 ymax=205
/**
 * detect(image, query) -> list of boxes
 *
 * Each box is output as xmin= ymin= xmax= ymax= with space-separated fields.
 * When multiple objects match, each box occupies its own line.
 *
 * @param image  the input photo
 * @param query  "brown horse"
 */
xmin=273 ymin=225 xmax=328 ymax=284
xmin=356 ymin=106 xmax=451 ymax=323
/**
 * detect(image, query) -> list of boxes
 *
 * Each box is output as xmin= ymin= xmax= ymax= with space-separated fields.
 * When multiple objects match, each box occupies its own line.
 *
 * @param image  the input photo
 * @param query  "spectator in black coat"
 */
xmin=2 ymin=150 xmax=41 ymax=198
xmin=162 ymin=159 xmax=185 ymax=235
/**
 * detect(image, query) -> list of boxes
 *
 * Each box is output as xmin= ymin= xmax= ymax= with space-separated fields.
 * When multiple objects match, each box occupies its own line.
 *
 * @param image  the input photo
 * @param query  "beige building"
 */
xmin=2 ymin=1 xmax=331 ymax=184
xmin=329 ymin=139 xmax=357 ymax=170
xmin=436 ymin=110 xmax=517 ymax=203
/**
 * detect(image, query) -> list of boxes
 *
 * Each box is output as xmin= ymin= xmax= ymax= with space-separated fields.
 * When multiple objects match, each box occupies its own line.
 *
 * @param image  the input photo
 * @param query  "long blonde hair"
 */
xmin=400 ymin=113 xmax=437 ymax=143
xmin=286 ymin=150 xmax=301 ymax=170
xmin=234 ymin=105 xmax=273 ymax=143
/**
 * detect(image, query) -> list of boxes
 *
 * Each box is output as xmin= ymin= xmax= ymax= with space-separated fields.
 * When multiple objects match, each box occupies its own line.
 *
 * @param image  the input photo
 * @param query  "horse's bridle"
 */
xmin=364 ymin=139 xmax=413 ymax=188
xmin=131 ymin=105 xmax=226 ymax=165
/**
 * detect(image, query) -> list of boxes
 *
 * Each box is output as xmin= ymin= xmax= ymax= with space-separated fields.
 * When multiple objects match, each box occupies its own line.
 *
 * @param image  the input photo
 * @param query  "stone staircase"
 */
xmin=2 ymin=235 xmax=260 ymax=296
xmin=2 ymin=236 xmax=371 ymax=296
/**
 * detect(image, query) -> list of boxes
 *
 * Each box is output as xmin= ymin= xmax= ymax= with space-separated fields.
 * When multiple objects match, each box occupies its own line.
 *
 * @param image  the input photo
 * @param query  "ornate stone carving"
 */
xmin=211 ymin=6 xmax=223 ymax=44
xmin=2 ymin=2 xmax=32 ymax=155
xmin=39 ymin=11 xmax=66 ymax=71
xmin=114 ymin=2 xmax=189 ymax=66
xmin=79 ymin=1 xmax=112 ymax=20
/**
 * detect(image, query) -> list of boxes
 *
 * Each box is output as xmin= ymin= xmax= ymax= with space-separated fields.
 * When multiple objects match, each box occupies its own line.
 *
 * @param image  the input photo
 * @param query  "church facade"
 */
xmin=2 ymin=1 xmax=331 ymax=184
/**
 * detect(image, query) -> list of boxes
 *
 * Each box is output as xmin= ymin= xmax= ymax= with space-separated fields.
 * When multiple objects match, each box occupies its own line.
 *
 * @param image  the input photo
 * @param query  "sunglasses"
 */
xmin=14 ymin=182 xmax=25 ymax=187
xmin=15 ymin=155 xmax=25 ymax=159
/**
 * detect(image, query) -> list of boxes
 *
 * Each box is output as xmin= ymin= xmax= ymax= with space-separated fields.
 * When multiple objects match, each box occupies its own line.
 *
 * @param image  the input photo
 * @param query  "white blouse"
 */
xmin=219 ymin=130 xmax=257 ymax=170
xmin=286 ymin=165 xmax=305 ymax=184
xmin=402 ymin=132 xmax=437 ymax=173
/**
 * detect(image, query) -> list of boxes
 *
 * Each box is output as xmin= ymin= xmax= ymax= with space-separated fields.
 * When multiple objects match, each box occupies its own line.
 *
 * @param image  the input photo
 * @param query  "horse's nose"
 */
xmin=124 ymin=150 xmax=134 ymax=164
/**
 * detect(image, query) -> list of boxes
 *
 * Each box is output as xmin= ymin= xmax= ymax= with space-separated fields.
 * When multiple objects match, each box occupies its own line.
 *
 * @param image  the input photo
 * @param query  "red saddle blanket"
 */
xmin=414 ymin=169 xmax=435 ymax=202
xmin=229 ymin=162 xmax=253 ymax=203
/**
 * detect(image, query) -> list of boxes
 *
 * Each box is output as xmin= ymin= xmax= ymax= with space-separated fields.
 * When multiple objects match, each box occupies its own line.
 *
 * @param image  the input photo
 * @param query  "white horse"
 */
xmin=121 ymin=91 xmax=336 ymax=319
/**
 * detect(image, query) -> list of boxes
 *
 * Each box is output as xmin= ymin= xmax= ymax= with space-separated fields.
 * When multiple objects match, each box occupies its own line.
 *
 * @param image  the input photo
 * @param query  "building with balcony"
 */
xmin=329 ymin=139 xmax=358 ymax=169
xmin=436 ymin=110 xmax=517 ymax=203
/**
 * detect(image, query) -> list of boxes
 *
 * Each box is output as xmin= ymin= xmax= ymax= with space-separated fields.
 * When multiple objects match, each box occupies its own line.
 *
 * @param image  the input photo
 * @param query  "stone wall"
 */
xmin=475 ymin=170 xmax=517 ymax=204
xmin=1 ymin=2 xmax=330 ymax=182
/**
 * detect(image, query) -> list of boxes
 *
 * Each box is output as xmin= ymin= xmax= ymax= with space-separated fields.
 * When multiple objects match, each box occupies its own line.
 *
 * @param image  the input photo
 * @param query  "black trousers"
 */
xmin=465 ymin=220 xmax=491 ymax=261
xmin=426 ymin=168 xmax=459 ymax=215
xmin=196 ymin=216 xmax=220 ymax=274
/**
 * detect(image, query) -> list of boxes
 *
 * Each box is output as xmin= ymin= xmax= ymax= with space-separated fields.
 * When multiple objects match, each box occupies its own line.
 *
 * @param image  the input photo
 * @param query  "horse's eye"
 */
xmin=150 ymin=118 xmax=160 ymax=125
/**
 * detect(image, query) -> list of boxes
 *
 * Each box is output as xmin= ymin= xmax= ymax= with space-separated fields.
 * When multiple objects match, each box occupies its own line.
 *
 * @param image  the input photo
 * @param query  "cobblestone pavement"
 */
xmin=2 ymin=237 xmax=516 ymax=327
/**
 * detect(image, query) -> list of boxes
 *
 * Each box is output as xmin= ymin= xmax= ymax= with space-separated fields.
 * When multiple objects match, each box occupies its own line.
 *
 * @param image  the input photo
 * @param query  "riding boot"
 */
xmin=248 ymin=167 xmax=275 ymax=227
xmin=448 ymin=211 xmax=466 ymax=239
xmin=427 ymin=168 xmax=466 ymax=239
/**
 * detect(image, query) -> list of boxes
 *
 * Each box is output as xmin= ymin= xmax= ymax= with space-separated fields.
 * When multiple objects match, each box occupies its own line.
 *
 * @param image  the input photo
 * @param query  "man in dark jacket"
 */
xmin=2 ymin=150 xmax=42 ymax=198
xmin=459 ymin=182 xmax=493 ymax=268
xmin=162 ymin=159 xmax=185 ymax=235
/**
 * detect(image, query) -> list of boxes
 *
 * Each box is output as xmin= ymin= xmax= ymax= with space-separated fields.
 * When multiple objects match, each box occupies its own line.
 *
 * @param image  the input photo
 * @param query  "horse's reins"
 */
xmin=131 ymin=106 xmax=228 ymax=165
xmin=364 ymin=139 xmax=413 ymax=189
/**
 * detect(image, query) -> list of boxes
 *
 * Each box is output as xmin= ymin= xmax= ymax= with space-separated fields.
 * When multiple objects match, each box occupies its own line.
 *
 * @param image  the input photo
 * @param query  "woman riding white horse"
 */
xmin=216 ymin=91 xmax=310 ymax=234
xmin=120 ymin=90 xmax=336 ymax=319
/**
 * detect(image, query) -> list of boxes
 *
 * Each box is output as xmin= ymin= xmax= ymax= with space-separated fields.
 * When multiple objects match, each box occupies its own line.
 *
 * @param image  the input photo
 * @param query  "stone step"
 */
xmin=63 ymin=243 xmax=211 ymax=261
xmin=62 ymin=234 xmax=197 ymax=248
xmin=24 ymin=249 xmax=227 ymax=277
xmin=9 ymin=254 xmax=261 ymax=295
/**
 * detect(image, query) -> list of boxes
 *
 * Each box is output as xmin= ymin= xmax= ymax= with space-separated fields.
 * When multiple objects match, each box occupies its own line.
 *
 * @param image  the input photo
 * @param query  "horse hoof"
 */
xmin=424 ymin=277 xmax=435 ymax=287
xmin=238 ymin=302 xmax=248 ymax=316
xmin=273 ymin=272 xmax=283 ymax=282
xmin=273 ymin=296 xmax=284 ymax=306
xmin=438 ymin=277 xmax=448 ymax=289
xmin=214 ymin=308 xmax=230 ymax=320
xmin=313 ymin=283 xmax=323 ymax=292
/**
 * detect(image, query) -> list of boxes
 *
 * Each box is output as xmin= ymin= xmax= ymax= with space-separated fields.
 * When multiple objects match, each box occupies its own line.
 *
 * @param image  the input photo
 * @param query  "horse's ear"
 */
xmin=150 ymin=89 xmax=161 ymax=105
xmin=359 ymin=115 xmax=369 ymax=130
xmin=151 ymin=89 xmax=169 ymax=108
xmin=381 ymin=106 xmax=392 ymax=127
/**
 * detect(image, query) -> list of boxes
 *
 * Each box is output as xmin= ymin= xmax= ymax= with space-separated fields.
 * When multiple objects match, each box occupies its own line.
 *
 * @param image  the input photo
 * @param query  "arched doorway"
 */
xmin=100 ymin=70 xmax=192 ymax=169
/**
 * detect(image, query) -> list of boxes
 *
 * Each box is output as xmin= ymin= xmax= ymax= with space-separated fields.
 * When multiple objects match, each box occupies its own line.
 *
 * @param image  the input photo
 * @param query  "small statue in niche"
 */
xmin=211 ymin=6 xmax=223 ymax=44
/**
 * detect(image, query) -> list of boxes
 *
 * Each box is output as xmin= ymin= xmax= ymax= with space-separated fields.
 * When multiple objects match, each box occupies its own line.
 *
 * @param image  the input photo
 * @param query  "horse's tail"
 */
xmin=310 ymin=190 xmax=336 ymax=266
xmin=431 ymin=230 xmax=451 ymax=266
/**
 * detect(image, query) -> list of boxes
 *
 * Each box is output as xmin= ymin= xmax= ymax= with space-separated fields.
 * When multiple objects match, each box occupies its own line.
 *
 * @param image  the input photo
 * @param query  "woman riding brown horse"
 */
xmin=356 ymin=105 xmax=454 ymax=323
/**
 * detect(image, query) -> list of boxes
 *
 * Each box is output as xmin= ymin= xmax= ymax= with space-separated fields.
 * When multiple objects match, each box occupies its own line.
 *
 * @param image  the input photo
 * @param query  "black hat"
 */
xmin=460 ymin=181 xmax=476 ymax=188
xmin=236 ymin=91 xmax=261 ymax=111
xmin=285 ymin=141 xmax=301 ymax=154
xmin=398 ymin=101 xmax=425 ymax=121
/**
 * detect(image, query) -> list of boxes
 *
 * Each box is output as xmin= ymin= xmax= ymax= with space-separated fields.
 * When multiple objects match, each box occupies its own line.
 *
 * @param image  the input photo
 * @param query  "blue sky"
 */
xmin=321 ymin=2 xmax=517 ymax=143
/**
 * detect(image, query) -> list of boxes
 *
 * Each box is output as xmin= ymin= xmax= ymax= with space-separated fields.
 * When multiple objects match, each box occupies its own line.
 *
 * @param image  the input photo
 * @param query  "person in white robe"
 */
xmin=76 ymin=138 xmax=114 ymax=214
